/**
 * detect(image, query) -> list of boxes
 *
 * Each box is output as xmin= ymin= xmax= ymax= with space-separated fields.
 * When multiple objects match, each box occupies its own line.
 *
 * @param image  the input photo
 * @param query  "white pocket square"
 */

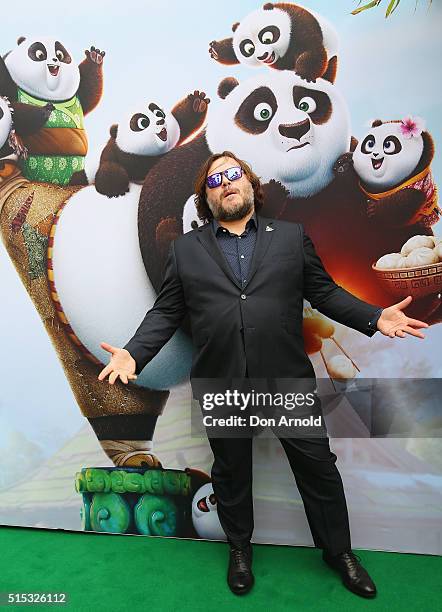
xmin=265 ymin=225 xmax=274 ymax=232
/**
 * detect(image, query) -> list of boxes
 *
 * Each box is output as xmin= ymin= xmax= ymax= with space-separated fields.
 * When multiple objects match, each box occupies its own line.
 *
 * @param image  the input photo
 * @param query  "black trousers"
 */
xmin=205 ymin=371 xmax=352 ymax=555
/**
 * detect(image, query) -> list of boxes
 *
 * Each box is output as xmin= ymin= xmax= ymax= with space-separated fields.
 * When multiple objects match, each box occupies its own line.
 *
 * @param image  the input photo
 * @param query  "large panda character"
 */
xmin=0 ymin=36 xmax=105 ymax=185
xmin=71 ymin=91 xmax=210 ymax=198
xmin=209 ymin=3 xmax=339 ymax=83
xmin=136 ymin=70 xmax=441 ymax=325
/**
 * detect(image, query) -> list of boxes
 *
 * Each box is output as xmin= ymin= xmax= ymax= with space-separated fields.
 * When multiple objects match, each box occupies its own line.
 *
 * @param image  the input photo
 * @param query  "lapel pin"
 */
xmin=265 ymin=225 xmax=274 ymax=232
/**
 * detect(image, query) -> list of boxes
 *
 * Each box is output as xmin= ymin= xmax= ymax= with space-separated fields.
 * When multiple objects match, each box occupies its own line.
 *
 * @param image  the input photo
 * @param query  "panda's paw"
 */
xmin=188 ymin=90 xmax=211 ymax=114
xmin=333 ymin=152 xmax=353 ymax=177
xmin=261 ymin=179 xmax=290 ymax=218
xmin=366 ymin=199 xmax=376 ymax=218
xmin=209 ymin=41 xmax=220 ymax=60
xmin=85 ymin=46 xmax=106 ymax=65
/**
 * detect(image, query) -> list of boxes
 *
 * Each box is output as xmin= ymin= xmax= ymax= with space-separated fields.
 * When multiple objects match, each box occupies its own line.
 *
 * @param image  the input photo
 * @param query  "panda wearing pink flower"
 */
xmin=353 ymin=116 xmax=440 ymax=232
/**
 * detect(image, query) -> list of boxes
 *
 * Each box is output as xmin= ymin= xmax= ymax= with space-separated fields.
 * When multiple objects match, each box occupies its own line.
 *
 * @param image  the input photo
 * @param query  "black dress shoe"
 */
xmin=323 ymin=550 xmax=377 ymax=598
xmin=227 ymin=543 xmax=254 ymax=595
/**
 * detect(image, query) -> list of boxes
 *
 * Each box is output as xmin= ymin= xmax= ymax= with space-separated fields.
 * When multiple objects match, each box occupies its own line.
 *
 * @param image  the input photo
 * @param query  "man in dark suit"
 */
xmin=98 ymin=151 xmax=427 ymax=599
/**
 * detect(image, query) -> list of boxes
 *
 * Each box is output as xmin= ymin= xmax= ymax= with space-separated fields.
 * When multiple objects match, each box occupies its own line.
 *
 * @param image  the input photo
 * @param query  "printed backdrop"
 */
xmin=0 ymin=0 xmax=441 ymax=553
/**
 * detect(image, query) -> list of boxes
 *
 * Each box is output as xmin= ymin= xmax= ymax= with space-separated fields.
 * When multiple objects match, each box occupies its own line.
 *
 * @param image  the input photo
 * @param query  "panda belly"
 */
xmin=51 ymin=183 xmax=193 ymax=390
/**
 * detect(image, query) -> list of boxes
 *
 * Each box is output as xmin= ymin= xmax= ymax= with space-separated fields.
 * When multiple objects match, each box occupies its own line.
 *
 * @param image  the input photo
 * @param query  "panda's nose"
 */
xmin=52 ymin=58 xmax=58 ymax=63
xmin=279 ymin=119 xmax=310 ymax=141
xmin=372 ymin=152 xmax=379 ymax=157
xmin=156 ymin=118 xmax=165 ymax=126
xmin=257 ymin=52 xmax=269 ymax=60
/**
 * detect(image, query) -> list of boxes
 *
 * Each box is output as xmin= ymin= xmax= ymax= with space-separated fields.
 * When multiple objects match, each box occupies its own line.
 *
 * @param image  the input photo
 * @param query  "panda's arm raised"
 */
xmin=208 ymin=38 xmax=238 ymax=65
xmin=77 ymin=47 xmax=105 ymax=115
xmin=11 ymin=101 xmax=53 ymax=136
xmin=172 ymin=91 xmax=210 ymax=145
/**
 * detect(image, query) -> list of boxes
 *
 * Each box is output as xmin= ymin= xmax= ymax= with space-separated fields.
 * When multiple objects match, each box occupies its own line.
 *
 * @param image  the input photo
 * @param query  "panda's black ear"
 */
xmin=17 ymin=37 xmax=26 ymax=46
xmin=110 ymin=124 xmax=118 ymax=138
xmin=232 ymin=22 xmax=240 ymax=32
xmin=371 ymin=119 xmax=383 ymax=128
xmin=218 ymin=77 xmax=239 ymax=100
xmin=263 ymin=3 xmax=274 ymax=10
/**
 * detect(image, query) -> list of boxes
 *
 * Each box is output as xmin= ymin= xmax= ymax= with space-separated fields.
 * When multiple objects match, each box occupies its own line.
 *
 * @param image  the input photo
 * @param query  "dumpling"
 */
xmin=396 ymin=256 xmax=412 ymax=269
xmin=401 ymin=235 xmax=435 ymax=256
xmin=328 ymin=355 xmax=357 ymax=380
xmin=404 ymin=246 xmax=438 ymax=268
xmin=434 ymin=243 xmax=442 ymax=261
xmin=375 ymin=252 xmax=403 ymax=269
xmin=431 ymin=235 xmax=442 ymax=247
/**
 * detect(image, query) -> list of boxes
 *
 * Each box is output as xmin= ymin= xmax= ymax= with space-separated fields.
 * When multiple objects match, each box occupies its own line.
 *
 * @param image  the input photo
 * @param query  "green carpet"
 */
xmin=0 ymin=526 xmax=440 ymax=611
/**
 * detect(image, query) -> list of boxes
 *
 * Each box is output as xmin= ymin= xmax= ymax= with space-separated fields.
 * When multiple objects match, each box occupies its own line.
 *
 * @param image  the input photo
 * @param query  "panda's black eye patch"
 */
xmin=383 ymin=135 xmax=402 ymax=155
xmin=55 ymin=41 xmax=71 ymax=64
xmin=0 ymin=107 xmax=3 ymax=120
xmin=292 ymin=86 xmax=331 ymax=125
xmin=28 ymin=42 xmax=47 ymax=62
xmin=361 ymin=135 xmax=376 ymax=154
xmin=239 ymin=39 xmax=255 ymax=58
xmin=258 ymin=25 xmax=280 ymax=45
xmin=235 ymin=86 xmax=277 ymax=135
xmin=130 ymin=113 xmax=150 ymax=131
xmin=149 ymin=103 xmax=165 ymax=119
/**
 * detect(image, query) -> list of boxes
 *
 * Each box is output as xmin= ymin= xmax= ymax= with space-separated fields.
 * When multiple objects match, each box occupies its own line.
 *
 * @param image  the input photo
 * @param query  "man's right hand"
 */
xmin=97 ymin=342 xmax=138 ymax=385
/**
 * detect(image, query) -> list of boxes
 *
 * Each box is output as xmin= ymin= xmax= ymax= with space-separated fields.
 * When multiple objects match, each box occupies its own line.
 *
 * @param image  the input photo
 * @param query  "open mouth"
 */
xmin=197 ymin=498 xmax=209 ymax=512
xmin=371 ymin=157 xmax=384 ymax=170
xmin=287 ymin=142 xmax=309 ymax=151
xmin=262 ymin=50 xmax=276 ymax=65
xmin=223 ymin=190 xmax=238 ymax=199
xmin=47 ymin=64 xmax=60 ymax=77
xmin=157 ymin=127 xmax=167 ymax=142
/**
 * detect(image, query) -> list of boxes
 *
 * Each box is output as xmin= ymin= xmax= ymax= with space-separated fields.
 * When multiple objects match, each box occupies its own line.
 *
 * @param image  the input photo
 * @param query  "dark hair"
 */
xmin=193 ymin=150 xmax=264 ymax=223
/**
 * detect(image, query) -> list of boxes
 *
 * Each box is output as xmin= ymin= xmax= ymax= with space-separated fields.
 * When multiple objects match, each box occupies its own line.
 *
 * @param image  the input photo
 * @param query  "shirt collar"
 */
xmin=212 ymin=210 xmax=258 ymax=235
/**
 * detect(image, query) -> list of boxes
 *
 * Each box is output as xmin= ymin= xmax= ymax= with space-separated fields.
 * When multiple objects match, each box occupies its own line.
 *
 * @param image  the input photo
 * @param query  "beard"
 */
xmin=208 ymin=182 xmax=255 ymax=221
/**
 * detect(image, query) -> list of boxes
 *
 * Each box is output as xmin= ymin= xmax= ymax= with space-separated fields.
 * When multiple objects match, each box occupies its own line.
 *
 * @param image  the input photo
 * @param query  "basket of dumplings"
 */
xmin=372 ymin=235 xmax=442 ymax=299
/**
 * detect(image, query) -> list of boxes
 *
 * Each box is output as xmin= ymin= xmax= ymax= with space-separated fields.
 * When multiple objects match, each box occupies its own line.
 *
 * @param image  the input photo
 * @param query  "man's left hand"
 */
xmin=377 ymin=295 xmax=428 ymax=339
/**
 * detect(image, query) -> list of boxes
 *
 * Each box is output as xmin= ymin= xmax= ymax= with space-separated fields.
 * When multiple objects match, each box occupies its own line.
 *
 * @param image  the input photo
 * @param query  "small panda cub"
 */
xmin=72 ymin=90 xmax=210 ymax=198
xmin=209 ymin=2 xmax=338 ymax=83
xmin=353 ymin=118 xmax=440 ymax=228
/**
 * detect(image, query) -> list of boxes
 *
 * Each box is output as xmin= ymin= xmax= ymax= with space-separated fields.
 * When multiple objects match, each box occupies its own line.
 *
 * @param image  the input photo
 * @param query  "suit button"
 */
xmin=241 ymin=294 xmax=247 ymax=300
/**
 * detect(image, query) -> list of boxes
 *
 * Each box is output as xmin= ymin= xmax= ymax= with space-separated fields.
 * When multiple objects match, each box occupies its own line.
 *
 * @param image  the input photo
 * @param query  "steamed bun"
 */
xmin=434 ymin=243 xmax=442 ymax=260
xmin=376 ymin=252 xmax=404 ymax=269
xmin=401 ymin=235 xmax=435 ymax=256
xmin=404 ymin=246 xmax=438 ymax=268
xmin=328 ymin=355 xmax=357 ymax=380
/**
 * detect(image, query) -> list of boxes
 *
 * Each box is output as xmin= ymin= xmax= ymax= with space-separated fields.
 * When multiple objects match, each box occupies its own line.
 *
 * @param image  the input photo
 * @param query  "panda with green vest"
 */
xmin=0 ymin=36 xmax=105 ymax=185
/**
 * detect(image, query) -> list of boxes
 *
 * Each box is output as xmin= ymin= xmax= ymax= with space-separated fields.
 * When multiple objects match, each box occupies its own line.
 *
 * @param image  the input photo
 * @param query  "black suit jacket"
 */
xmin=123 ymin=215 xmax=381 ymax=382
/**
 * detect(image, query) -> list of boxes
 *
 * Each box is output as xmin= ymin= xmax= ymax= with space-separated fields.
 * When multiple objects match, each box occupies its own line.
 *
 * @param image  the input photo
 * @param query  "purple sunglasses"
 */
xmin=206 ymin=165 xmax=243 ymax=189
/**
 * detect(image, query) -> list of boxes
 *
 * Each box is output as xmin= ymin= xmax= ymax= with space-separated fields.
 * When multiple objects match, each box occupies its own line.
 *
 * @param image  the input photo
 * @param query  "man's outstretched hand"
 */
xmin=97 ymin=342 xmax=138 ymax=384
xmin=377 ymin=296 xmax=429 ymax=339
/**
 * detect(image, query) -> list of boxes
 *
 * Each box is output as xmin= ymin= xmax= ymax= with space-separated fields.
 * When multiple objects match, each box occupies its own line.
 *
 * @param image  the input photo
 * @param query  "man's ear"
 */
xmin=110 ymin=124 xmax=118 ymax=138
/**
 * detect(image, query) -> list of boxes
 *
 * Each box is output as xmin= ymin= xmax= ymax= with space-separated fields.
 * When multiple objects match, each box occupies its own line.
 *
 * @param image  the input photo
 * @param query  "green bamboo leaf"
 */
xmin=386 ymin=0 xmax=401 ymax=17
xmin=351 ymin=0 xmax=381 ymax=15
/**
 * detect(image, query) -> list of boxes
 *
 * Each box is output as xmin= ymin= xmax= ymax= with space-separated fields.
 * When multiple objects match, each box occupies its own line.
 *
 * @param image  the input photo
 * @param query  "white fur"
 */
xmin=192 ymin=483 xmax=226 ymax=540
xmin=51 ymin=184 xmax=193 ymax=390
xmin=183 ymin=194 xmax=204 ymax=233
xmin=0 ymin=98 xmax=13 ymax=149
xmin=5 ymin=36 xmax=80 ymax=101
xmin=206 ymin=70 xmax=351 ymax=197
xmin=353 ymin=122 xmax=424 ymax=190
xmin=232 ymin=5 xmax=338 ymax=68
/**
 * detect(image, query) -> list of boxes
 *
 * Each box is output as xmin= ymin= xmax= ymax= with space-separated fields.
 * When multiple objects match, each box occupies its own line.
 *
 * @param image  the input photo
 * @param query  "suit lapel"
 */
xmin=196 ymin=214 xmax=276 ymax=289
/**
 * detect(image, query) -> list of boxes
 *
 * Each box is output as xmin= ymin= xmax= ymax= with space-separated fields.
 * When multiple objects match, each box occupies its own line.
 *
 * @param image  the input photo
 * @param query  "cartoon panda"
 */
xmin=71 ymin=91 xmax=210 ymax=198
xmin=191 ymin=482 xmax=226 ymax=540
xmin=136 ymin=70 xmax=350 ymax=289
xmin=209 ymin=2 xmax=339 ymax=83
xmin=136 ymin=70 xmax=442 ymax=325
xmin=352 ymin=118 xmax=439 ymax=233
xmin=0 ymin=36 xmax=105 ymax=185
